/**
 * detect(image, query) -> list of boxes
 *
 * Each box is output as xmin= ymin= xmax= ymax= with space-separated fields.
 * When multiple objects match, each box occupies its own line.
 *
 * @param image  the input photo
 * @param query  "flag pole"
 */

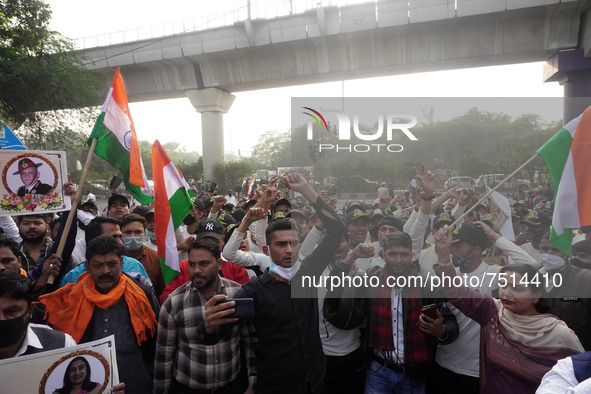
xmin=451 ymin=153 xmax=539 ymax=227
xmin=47 ymin=138 xmax=97 ymax=284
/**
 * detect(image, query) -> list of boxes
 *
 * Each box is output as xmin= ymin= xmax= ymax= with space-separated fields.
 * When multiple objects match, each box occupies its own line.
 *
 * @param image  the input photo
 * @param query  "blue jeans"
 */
xmin=365 ymin=360 xmax=425 ymax=394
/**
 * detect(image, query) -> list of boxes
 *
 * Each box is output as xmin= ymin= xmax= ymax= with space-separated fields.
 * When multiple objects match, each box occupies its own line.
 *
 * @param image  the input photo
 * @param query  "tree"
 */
xmin=0 ymin=0 xmax=99 ymax=126
xmin=213 ymin=160 xmax=254 ymax=192
xmin=458 ymin=154 xmax=492 ymax=178
xmin=177 ymin=157 xmax=203 ymax=184
xmin=250 ymin=130 xmax=291 ymax=169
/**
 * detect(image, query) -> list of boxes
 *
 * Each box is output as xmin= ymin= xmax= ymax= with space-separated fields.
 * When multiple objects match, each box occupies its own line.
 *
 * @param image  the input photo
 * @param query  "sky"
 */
xmin=46 ymin=0 xmax=565 ymax=157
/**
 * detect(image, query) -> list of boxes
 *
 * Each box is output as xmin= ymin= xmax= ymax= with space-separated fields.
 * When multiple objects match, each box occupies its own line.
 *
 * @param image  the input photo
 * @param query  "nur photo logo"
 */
xmin=302 ymin=107 xmax=418 ymax=153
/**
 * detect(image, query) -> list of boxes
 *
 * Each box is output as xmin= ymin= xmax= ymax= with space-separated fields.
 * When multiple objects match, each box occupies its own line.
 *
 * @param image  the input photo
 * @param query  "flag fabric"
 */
xmin=537 ymin=107 xmax=591 ymax=256
xmin=177 ymin=166 xmax=196 ymax=198
xmin=247 ymin=176 xmax=256 ymax=195
xmin=484 ymin=186 xmax=515 ymax=242
xmin=152 ymin=140 xmax=194 ymax=283
xmin=88 ymin=67 xmax=153 ymax=205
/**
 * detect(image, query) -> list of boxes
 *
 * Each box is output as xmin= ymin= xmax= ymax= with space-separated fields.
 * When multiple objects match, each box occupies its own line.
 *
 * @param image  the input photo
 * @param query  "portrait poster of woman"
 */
xmin=41 ymin=351 xmax=110 ymax=394
xmin=0 ymin=335 xmax=118 ymax=393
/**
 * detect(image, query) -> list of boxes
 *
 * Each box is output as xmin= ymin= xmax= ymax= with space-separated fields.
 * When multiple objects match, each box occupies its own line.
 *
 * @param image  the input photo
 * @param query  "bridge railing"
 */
xmin=74 ymin=0 xmax=574 ymax=50
xmin=74 ymin=0 xmax=355 ymax=49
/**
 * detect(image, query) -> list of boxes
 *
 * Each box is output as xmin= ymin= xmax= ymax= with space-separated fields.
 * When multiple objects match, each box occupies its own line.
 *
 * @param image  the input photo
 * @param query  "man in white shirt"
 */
xmin=0 ymin=272 xmax=75 ymax=360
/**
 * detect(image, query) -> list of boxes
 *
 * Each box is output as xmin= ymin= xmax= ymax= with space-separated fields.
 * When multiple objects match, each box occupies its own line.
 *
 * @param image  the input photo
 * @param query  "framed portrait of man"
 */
xmin=0 ymin=150 xmax=71 ymax=216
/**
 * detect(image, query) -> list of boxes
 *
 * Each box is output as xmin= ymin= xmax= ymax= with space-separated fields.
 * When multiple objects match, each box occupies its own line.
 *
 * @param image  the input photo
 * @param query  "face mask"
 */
xmin=452 ymin=246 xmax=475 ymax=269
xmin=540 ymin=253 xmax=566 ymax=271
xmin=146 ymin=230 xmax=156 ymax=241
xmin=0 ymin=311 xmax=28 ymax=348
xmin=570 ymin=258 xmax=589 ymax=270
xmin=269 ymin=261 xmax=302 ymax=281
xmin=122 ymin=236 xmax=144 ymax=252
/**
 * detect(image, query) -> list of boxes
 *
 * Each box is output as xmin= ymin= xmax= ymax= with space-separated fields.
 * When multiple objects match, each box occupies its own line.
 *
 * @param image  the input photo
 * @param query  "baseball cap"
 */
xmin=243 ymin=199 xmax=257 ymax=211
xmin=521 ymin=210 xmax=551 ymax=227
xmin=474 ymin=200 xmax=489 ymax=211
xmin=272 ymin=198 xmax=291 ymax=212
xmin=510 ymin=207 xmax=521 ymax=220
xmin=433 ymin=212 xmax=454 ymax=229
xmin=346 ymin=209 xmax=369 ymax=225
xmin=481 ymin=214 xmax=494 ymax=228
xmin=451 ymin=222 xmax=487 ymax=249
xmin=273 ymin=211 xmax=288 ymax=221
xmin=196 ymin=218 xmax=224 ymax=240
xmin=217 ymin=212 xmax=236 ymax=227
xmin=513 ymin=200 xmax=528 ymax=208
xmin=370 ymin=209 xmax=384 ymax=220
xmin=191 ymin=197 xmax=205 ymax=212
xmin=132 ymin=205 xmax=151 ymax=217
xmin=346 ymin=201 xmax=364 ymax=214
xmin=290 ymin=209 xmax=308 ymax=222
xmin=377 ymin=215 xmax=404 ymax=232
xmin=108 ymin=194 xmax=130 ymax=208
xmin=204 ymin=196 xmax=215 ymax=210
xmin=231 ymin=208 xmax=247 ymax=223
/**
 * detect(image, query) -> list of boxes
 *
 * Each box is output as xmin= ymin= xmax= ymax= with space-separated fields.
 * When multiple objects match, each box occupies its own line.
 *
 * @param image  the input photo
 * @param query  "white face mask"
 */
xmin=269 ymin=261 xmax=302 ymax=281
xmin=540 ymin=253 xmax=566 ymax=271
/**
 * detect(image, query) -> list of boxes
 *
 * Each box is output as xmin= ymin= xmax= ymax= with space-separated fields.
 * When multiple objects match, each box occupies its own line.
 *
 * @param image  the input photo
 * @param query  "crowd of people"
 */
xmin=1 ymin=167 xmax=591 ymax=394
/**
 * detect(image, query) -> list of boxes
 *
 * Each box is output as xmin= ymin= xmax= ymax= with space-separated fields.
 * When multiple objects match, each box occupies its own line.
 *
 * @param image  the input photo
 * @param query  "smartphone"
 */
xmin=109 ymin=176 xmax=123 ymax=190
xmin=421 ymin=304 xmax=438 ymax=320
xmin=218 ymin=298 xmax=255 ymax=319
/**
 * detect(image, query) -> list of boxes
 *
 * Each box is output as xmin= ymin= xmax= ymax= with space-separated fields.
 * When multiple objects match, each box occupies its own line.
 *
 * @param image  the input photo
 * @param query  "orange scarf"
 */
xmin=39 ymin=272 xmax=157 ymax=345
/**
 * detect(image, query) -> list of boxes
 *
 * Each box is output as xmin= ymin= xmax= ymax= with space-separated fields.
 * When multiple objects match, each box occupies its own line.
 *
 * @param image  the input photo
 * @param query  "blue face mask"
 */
xmin=452 ymin=246 xmax=475 ymax=269
xmin=122 ymin=236 xmax=144 ymax=252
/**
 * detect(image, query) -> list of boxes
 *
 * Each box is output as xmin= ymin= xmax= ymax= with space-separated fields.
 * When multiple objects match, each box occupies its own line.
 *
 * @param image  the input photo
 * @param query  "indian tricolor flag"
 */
xmin=247 ymin=176 xmax=256 ymax=195
xmin=88 ymin=67 xmax=153 ymax=205
xmin=537 ymin=106 xmax=591 ymax=256
xmin=152 ymin=140 xmax=194 ymax=283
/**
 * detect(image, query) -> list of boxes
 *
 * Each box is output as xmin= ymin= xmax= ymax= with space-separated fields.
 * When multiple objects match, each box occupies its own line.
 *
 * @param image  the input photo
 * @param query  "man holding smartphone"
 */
xmin=203 ymin=173 xmax=346 ymax=394
xmin=154 ymin=240 xmax=256 ymax=394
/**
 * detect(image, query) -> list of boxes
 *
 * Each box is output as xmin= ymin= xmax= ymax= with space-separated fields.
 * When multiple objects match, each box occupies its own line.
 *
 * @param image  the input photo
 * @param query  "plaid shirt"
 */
xmin=154 ymin=276 xmax=256 ymax=393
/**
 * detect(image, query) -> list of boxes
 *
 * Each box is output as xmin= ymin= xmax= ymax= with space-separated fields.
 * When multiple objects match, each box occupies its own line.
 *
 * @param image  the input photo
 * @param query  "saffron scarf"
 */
xmin=40 ymin=272 xmax=156 ymax=345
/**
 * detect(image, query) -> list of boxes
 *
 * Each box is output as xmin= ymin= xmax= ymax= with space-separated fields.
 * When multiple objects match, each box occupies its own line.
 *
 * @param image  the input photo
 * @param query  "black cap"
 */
xmin=192 ymin=197 xmax=205 ymax=212
xmin=451 ymin=222 xmax=487 ymax=250
xmin=231 ymin=208 xmax=247 ymax=223
xmin=520 ymin=210 xmax=551 ymax=227
xmin=222 ymin=203 xmax=235 ymax=211
xmin=378 ymin=215 xmax=404 ymax=232
xmin=196 ymin=218 xmax=223 ymax=240
xmin=132 ymin=205 xmax=151 ymax=217
xmin=243 ymin=200 xmax=257 ymax=211
xmin=217 ymin=212 xmax=237 ymax=227
xmin=290 ymin=209 xmax=308 ymax=222
xmin=433 ymin=212 xmax=454 ymax=229
xmin=273 ymin=198 xmax=291 ymax=212
xmin=108 ymin=194 xmax=130 ymax=208
xmin=346 ymin=209 xmax=370 ymax=225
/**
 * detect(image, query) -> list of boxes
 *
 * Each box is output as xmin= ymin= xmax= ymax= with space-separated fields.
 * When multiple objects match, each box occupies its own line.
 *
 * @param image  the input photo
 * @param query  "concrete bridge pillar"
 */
xmin=544 ymin=49 xmax=591 ymax=124
xmin=186 ymin=88 xmax=236 ymax=181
